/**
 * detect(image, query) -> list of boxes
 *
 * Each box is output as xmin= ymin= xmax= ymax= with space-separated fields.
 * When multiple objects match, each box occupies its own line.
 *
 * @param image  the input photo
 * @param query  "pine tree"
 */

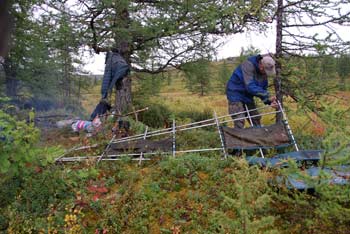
xmin=182 ymin=59 xmax=211 ymax=96
xmin=44 ymin=0 xmax=275 ymax=112
xmin=274 ymin=0 xmax=350 ymax=120
xmin=217 ymin=60 xmax=232 ymax=94
xmin=337 ymin=53 xmax=350 ymax=91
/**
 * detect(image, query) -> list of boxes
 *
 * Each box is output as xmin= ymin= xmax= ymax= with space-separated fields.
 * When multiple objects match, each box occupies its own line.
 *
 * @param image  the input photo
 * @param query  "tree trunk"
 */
xmin=274 ymin=0 xmax=283 ymax=122
xmin=0 ymin=0 xmax=10 ymax=59
xmin=115 ymin=76 xmax=132 ymax=114
xmin=114 ymin=7 xmax=132 ymax=114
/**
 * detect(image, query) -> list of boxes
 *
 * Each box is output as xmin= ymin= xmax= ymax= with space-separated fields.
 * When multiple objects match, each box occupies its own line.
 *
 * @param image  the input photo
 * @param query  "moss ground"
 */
xmin=17 ymin=63 xmax=349 ymax=234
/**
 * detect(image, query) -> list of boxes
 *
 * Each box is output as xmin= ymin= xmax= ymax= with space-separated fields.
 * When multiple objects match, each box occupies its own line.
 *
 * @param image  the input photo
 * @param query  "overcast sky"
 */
xmin=83 ymin=25 xmax=276 ymax=74
xmin=82 ymin=18 xmax=350 ymax=75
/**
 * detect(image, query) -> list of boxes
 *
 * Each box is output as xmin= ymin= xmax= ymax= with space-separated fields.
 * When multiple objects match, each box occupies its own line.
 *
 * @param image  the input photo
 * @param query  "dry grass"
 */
xmin=81 ymin=67 xmax=350 ymax=138
xmin=81 ymin=83 xmax=101 ymax=114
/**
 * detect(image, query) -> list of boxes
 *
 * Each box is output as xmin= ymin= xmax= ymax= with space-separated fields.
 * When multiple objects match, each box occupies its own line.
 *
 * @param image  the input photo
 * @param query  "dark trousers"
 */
xmin=228 ymin=101 xmax=261 ymax=129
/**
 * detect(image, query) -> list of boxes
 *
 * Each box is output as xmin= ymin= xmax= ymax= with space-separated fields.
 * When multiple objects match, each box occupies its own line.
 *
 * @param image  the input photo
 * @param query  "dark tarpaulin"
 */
xmin=273 ymin=166 xmax=350 ymax=191
xmin=221 ymin=123 xmax=292 ymax=149
xmin=110 ymin=138 xmax=172 ymax=154
xmin=246 ymin=150 xmax=323 ymax=168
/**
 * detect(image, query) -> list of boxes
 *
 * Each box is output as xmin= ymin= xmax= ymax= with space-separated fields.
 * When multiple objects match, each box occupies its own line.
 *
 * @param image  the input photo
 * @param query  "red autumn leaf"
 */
xmin=93 ymin=194 xmax=100 ymax=201
xmin=96 ymin=186 xmax=108 ymax=193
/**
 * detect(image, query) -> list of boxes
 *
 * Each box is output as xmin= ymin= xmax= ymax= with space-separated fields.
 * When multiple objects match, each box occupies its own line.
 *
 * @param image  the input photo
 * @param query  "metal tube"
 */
xmin=143 ymin=126 xmax=149 ymax=138
xmin=57 ymin=147 xmax=225 ymax=162
xmin=214 ymin=111 xmax=227 ymax=159
xmin=172 ymin=119 xmax=176 ymax=157
xmin=138 ymin=127 xmax=148 ymax=165
xmin=138 ymin=152 xmax=144 ymax=165
xmin=107 ymin=148 xmax=223 ymax=156
xmin=97 ymin=134 xmax=116 ymax=163
xmin=59 ymin=157 xmax=152 ymax=162
xmin=277 ymin=101 xmax=299 ymax=151
xmin=176 ymin=148 xmax=222 ymax=153
xmin=102 ymin=158 xmax=151 ymax=161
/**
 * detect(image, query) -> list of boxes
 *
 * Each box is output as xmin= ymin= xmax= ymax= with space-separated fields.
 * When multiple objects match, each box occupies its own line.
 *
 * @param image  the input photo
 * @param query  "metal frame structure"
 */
xmin=55 ymin=101 xmax=299 ymax=164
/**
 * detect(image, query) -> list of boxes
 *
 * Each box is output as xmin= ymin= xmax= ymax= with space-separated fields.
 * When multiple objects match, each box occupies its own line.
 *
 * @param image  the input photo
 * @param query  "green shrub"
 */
xmin=13 ymin=168 xmax=74 ymax=216
xmin=175 ymin=108 xmax=213 ymax=123
xmin=176 ymin=129 xmax=220 ymax=150
xmin=137 ymin=103 xmax=172 ymax=128
xmin=133 ymin=73 xmax=164 ymax=102
xmin=271 ymin=104 xmax=350 ymax=234
xmin=182 ymin=59 xmax=212 ymax=96
xmin=0 ymin=108 xmax=40 ymax=175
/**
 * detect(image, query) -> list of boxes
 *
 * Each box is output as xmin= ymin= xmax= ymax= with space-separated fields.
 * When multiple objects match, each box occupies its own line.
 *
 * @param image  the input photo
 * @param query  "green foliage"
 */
xmin=207 ymin=160 xmax=277 ymax=234
xmin=133 ymin=73 xmax=164 ymax=101
xmin=1 ymin=2 xmax=349 ymax=232
xmin=176 ymin=129 xmax=220 ymax=150
xmin=237 ymin=46 xmax=261 ymax=64
xmin=137 ymin=102 xmax=172 ymax=128
xmin=1 ymin=1 xmax=89 ymax=110
xmin=175 ymin=108 xmax=213 ymax=123
xmin=182 ymin=59 xmax=212 ymax=96
xmin=1 ymin=152 xmax=281 ymax=233
xmin=217 ymin=61 xmax=232 ymax=94
xmin=281 ymin=55 xmax=337 ymax=113
xmin=272 ymin=103 xmax=350 ymax=233
xmin=158 ymin=156 xmax=277 ymax=233
xmin=126 ymin=116 xmax=149 ymax=135
xmin=337 ymin=53 xmax=350 ymax=91
xmin=13 ymin=168 xmax=74 ymax=216
xmin=66 ymin=0 xmax=273 ymax=72
xmin=0 ymin=176 xmax=23 ymax=226
xmin=0 ymin=108 xmax=40 ymax=175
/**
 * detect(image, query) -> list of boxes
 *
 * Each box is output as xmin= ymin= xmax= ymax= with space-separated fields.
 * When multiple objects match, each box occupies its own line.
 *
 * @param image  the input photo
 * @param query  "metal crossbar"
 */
xmin=111 ymin=105 xmax=276 ymax=143
xmin=56 ymin=101 xmax=298 ymax=163
xmin=111 ymin=110 xmax=283 ymax=144
xmin=58 ymin=148 xmax=224 ymax=162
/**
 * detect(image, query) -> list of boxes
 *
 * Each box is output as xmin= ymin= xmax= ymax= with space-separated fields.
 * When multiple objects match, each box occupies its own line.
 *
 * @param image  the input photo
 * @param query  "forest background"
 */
xmin=1 ymin=0 xmax=350 ymax=233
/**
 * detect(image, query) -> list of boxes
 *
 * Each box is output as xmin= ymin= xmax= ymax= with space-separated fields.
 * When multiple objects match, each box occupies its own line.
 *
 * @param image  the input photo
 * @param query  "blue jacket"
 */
xmin=101 ymin=51 xmax=130 ymax=99
xmin=226 ymin=55 xmax=270 ymax=104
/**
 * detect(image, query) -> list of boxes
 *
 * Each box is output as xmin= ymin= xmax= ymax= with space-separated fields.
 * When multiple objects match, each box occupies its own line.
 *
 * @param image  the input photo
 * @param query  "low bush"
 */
xmin=175 ymin=108 xmax=213 ymax=123
xmin=137 ymin=103 xmax=172 ymax=128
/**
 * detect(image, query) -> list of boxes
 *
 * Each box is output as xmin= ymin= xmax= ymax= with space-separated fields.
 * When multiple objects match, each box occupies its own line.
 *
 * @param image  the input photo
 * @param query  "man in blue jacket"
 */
xmin=226 ymin=54 xmax=277 ymax=129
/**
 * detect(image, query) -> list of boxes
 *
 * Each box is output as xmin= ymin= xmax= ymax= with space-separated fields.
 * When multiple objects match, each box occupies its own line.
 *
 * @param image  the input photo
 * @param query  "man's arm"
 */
xmin=241 ymin=61 xmax=270 ymax=104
